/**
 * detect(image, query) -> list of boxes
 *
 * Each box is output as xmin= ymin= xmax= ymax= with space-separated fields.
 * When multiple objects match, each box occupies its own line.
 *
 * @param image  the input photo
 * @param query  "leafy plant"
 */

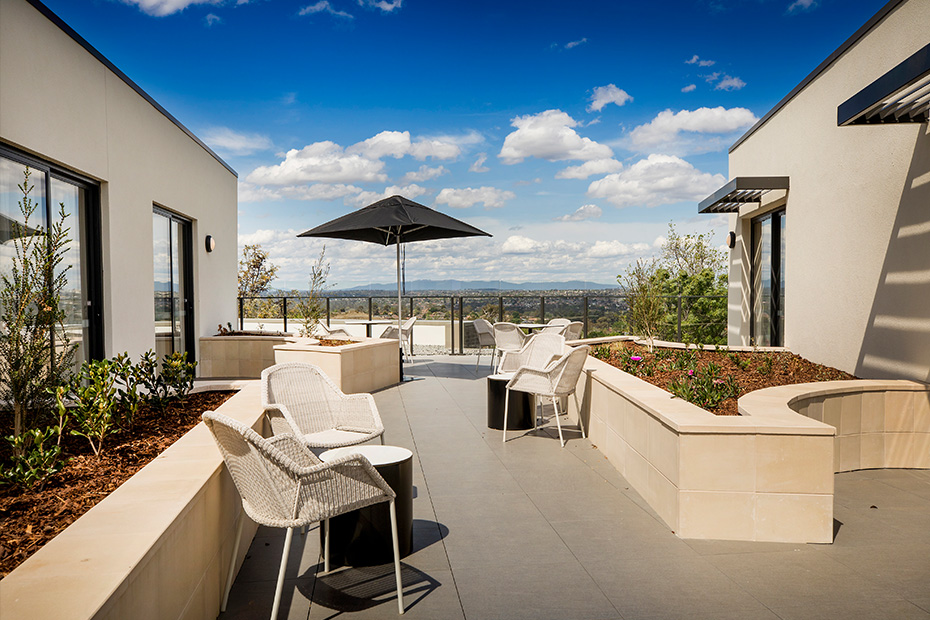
xmin=621 ymin=258 xmax=666 ymax=352
xmin=159 ymin=351 xmax=197 ymax=402
xmin=67 ymin=358 xmax=118 ymax=457
xmin=112 ymin=352 xmax=144 ymax=430
xmin=668 ymin=365 xmax=741 ymax=410
xmin=292 ymin=246 xmax=331 ymax=337
xmin=758 ymin=352 xmax=774 ymax=376
xmin=0 ymin=426 xmax=66 ymax=489
xmin=0 ymin=167 xmax=75 ymax=450
xmin=592 ymin=345 xmax=612 ymax=361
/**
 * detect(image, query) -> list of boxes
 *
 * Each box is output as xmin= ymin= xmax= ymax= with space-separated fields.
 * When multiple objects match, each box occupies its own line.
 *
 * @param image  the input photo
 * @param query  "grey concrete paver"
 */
xmin=221 ymin=355 xmax=930 ymax=620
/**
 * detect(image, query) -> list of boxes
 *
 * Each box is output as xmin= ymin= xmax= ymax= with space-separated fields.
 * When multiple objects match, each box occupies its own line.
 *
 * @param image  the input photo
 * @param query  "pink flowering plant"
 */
xmin=667 ymin=361 xmax=740 ymax=410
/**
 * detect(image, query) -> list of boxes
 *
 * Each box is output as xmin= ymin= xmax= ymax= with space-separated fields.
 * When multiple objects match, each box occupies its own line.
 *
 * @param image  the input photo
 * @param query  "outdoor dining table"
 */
xmin=345 ymin=319 xmax=393 ymax=338
xmin=517 ymin=323 xmax=547 ymax=334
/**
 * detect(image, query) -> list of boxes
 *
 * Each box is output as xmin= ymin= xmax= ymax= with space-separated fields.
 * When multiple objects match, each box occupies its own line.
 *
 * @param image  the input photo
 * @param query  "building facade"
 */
xmin=0 ymin=0 xmax=238 ymax=369
xmin=701 ymin=0 xmax=930 ymax=381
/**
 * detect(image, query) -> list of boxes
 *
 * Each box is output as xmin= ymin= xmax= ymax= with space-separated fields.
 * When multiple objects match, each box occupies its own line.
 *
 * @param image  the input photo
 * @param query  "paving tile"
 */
xmin=453 ymin=561 xmax=620 ymax=620
xmin=770 ymin=597 xmax=930 ymax=620
xmin=550 ymin=515 xmax=699 ymax=565
xmin=819 ymin=543 xmax=930 ymax=598
xmin=222 ymin=577 xmax=312 ymax=620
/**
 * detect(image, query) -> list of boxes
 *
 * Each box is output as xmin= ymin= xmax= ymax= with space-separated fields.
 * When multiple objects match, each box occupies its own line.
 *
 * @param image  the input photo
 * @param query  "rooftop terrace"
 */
xmin=222 ymin=355 xmax=930 ymax=620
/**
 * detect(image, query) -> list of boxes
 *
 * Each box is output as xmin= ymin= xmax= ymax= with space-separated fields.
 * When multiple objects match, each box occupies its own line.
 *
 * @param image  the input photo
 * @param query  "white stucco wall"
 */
xmin=726 ymin=0 xmax=930 ymax=382
xmin=0 ymin=0 xmax=238 ymax=365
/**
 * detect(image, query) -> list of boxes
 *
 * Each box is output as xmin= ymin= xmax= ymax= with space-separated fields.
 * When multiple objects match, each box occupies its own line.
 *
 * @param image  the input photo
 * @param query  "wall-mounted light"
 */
xmin=726 ymin=231 xmax=736 ymax=249
xmin=205 ymin=235 xmax=216 ymax=253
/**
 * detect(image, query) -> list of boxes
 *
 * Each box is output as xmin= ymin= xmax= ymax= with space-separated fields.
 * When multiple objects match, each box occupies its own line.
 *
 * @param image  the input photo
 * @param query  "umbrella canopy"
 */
xmin=297 ymin=195 xmax=491 ymax=245
xmin=297 ymin=195 xmax=491 ymax=377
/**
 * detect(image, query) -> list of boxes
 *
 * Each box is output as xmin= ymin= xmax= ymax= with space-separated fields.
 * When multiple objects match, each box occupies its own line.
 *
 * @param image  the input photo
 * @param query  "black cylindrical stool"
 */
xmin=319 ymin=445 xmax=413 ymax=567
xmin=487 ymin=374 xmax=535 ymax=430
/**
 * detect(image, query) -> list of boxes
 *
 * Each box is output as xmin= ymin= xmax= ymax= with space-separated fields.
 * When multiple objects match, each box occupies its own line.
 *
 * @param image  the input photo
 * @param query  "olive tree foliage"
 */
xmin=660 ymin=222 xmax=726 ymax=277
xmin=292 ymin=246 xmax=331 ymax=337
xmin=237 ymin=244 xmax=279 ymax=320
xmin=621 ymin=258 xmax=665 ymax=352
xmin=0 ymin=168 xmax=75 ymax=448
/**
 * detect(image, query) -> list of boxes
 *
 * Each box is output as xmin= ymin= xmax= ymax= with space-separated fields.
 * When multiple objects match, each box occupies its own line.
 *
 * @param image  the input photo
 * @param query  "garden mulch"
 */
xmin=594 ymin=341 xmax=856 ymax=416
xmin=0 ymin=390 xmax=235 ymax=579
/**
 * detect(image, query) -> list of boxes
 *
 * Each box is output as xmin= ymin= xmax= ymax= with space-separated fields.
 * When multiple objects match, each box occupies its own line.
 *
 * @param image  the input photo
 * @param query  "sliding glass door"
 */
xmin=153 ymin=208 xmax=193 ymax=360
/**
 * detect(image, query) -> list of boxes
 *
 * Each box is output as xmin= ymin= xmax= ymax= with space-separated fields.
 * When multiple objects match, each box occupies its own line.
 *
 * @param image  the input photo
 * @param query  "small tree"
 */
xmin=292 ymin=246 xmax=331 ymax=337
xmin=621 ymin=258 xmax=666 ymax=352
xmin=238 ymin=244 xmax=279 ymax=321
xmin=661 ymin=222 xmax=725 ymax=277
xmin=0 ymin=168 xmax=74 ymax=449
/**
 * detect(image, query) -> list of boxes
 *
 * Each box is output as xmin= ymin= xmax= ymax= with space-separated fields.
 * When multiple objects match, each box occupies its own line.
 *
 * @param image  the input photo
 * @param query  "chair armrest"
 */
xmin=507 ymin=366 xmax=556 ymax=395
xmin=264 ymin=404 xmax=301 ymax=437
xmin=295 ymin=453 xmax=396 ymax=499
xmin=266 ymin=433 xmax=322 ymax=467
xmin=338 ymin=394 xmax=385 ymax=433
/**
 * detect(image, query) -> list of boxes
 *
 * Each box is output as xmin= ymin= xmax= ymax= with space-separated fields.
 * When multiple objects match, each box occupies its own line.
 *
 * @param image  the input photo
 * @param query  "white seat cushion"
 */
xmin=303 ymin=428 xmax=371 ymax=446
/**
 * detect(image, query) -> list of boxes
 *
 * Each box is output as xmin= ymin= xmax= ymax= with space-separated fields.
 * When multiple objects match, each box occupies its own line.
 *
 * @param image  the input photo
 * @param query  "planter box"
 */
xmin=0 ymin=382 xmax=263 ymax=620
xmin=273 ymin=338 xmax=400 ymax=393
xmin=199 ymin=335 xmax=317 ymax=379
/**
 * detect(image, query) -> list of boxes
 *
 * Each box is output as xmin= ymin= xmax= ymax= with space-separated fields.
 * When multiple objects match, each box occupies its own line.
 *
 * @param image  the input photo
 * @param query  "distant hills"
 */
xmin=336 ymin=279 xmax=621 ymax=292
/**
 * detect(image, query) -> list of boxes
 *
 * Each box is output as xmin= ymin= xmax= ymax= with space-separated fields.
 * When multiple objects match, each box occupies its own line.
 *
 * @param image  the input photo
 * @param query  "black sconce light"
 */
xmin=205 ymin=235 xmax=216 ymax=253
xmin=726 ymin=231 xmax=736 ymax=249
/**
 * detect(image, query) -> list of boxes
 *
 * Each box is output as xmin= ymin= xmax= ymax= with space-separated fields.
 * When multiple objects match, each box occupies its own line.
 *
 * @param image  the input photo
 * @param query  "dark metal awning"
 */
xmin=838 ymin=41 xmax=930 ymax=126
xmin=698 ymin=177 xmax=790 ymax=214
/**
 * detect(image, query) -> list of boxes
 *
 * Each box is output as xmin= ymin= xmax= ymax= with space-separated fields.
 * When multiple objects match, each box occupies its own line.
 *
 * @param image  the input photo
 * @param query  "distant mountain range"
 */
xmin=335 ymin=279 xmax=621 ymax=292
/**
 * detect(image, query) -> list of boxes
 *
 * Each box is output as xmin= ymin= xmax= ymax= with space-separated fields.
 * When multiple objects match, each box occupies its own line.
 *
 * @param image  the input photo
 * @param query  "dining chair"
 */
xmin=380 ymin=316 xmax=417 ymax=359
xmin=540 ymin=317 xmax=571 ymax=334
xmin=502 ymin=345 xmax=590 ymax=447
xmin=563 ymin=321 xmax=584 ymax=341
xmin=314 ymin=322 xmax=353 ymax=340
xmin=497 ymin=332 xmax=565 ymax=375
xmin=262 ymin=362 xmax=385 ymax=448
xmin=491 ymin=322 xmax=527 ymax=372
xmin=472 ymin=318 xmax=497 ymax=369
xmin=203 ymin=411 xmax=405 ymax=618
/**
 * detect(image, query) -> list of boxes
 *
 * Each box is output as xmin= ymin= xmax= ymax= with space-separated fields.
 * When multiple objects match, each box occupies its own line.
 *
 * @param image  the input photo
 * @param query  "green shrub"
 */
xmin=668 ymin=364 xmax=740 ymax=410
xmin=0 ymin=414 xmax=67 ymax=490
xmin=67 ymin=358 xmax=118 ymax=457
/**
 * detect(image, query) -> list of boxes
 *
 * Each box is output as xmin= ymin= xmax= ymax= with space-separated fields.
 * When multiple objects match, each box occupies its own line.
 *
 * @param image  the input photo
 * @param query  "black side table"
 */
xmin=487 ymin=373 xmax=535 ymax=430
xmin=318 ymin=445 xmax=413 ymax=566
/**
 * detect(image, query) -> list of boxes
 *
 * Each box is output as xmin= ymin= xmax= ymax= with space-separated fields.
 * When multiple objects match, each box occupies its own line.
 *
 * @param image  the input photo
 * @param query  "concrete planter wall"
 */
xmin=0 ymin=383 xmax=262 ymax=620
xmin=273 ymin=338 xmax=400 ymax=393
xmin=199 ymin=335 xmax=310 ymax=378
xmin=572 ymin=357 xmax=930 ymax=543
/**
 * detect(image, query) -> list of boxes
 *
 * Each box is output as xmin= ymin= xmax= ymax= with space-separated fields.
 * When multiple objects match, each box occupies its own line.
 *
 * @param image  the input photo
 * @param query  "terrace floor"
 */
xmin=221 ymin=355 xmax=930 ymax=620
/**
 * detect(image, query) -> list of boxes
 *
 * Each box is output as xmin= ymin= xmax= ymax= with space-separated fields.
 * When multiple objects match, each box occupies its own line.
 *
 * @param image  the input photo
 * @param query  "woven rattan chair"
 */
xmin=472 ymin=318 xmax=497 ymax=369
xmin=380 ymin=316 xmax=417 ymax=358
xmin=314 ymin=322 xmax=353 ymax=340
xmin=539 ymin=318 xmax=571 ymax=334
xmin=498 ymin=332 xmax=565 ymax=374
xmin=564 ymin=321 xmax=584 ymax=341
xmin=502 ymin=345 xmax=590 ymax=447
xmin=491 ymin=322 xmax=527 ymax=372
xmin=262 ymin=362 xmax=385 ymax=448
xmin=203 ymin=411 xmax=405 ymax=618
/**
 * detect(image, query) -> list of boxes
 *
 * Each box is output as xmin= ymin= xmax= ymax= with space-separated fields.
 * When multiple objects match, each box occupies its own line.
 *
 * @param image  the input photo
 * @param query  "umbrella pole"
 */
xmin=397 ymin=236 xmax=404 ymax=381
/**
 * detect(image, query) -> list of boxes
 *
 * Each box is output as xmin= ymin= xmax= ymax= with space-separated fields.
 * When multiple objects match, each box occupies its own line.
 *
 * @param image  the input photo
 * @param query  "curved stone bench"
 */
xmin=743 ymin=380 xmax=930 ymax=472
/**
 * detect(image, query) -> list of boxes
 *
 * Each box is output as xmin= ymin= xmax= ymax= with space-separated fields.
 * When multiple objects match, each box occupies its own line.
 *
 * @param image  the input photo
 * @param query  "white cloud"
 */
xmin=715 ymin=75 xmax=747 ymax=91
xmin=628 ymin=106 xmax=758 ymax=154
xmin=435 ymin=186 xmax=516 ymax=209
xmin=554 ymin=204 xmax=602 ymax=222
xmin=501 ymin=235 xmax=545 ymax=254
xmin=238 ymin=182 xmax=282 ymax=203
xmin=246 ymin=141 xmax=387 ymax=185
xmin=565 ymin=38 xmax=587 ymax=49
xmin=469 ymin=153 xmax=490 ymax=173
xmin=587 ymin=84 xmax=632 ymax=112
xmin=299 ymin=1 xmax=354 ymax=18
xmin=587 ymin=240 xmax=649 ymax=258
xmin=282 ymin=183 xmax=364 ymax=201
xmin=703 ymin=72 xmax=721 ymax=84
xmin=204 ymin=12 xmax=221 ymax=26
xmin=202 ymin=127 xmax=273 ymax=156
xmin=346 ymin=184 xmax=429 ymax=208
xmin=555 ymin=158 xmax=622 ymax=180
xmin=681 ymin=84 xmax=697 ymax=93
xmin=360 ymin=0 xmax=403 ymax=11
xmin=119 ymin=0 xmax=219 ymax=17
xmin=587 ymin=154 xmax=726 ymax=208
xmin=498 ymin=110 xmax=613 ymax=164
xmin=685 ymin=54 xmax=715 ymax=67
xmin=400 ymin=165 xmax=448 ymax=183
xmin=346 ymin=130 xmax=466 ymax=161
xmin=787 ymin=0 xmax=816 ymax=13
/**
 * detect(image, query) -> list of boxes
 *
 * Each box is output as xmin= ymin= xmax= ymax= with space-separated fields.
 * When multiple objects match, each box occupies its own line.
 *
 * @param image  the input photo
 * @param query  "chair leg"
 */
xmin=475 ymin=346 xmax=481 ymax=370
xmin=552 ymin=396 xmax=565 ymax=447
xmin=221 ymin=511 xmax=244 ymax=612
xmin=389 ymin=500 xmax=405 ymax=614
xmin=502 ymin=388 xmax=510 ymax=443
xmin=380 ymin=433 xmax=385 ymax=445
xmin=323 ymin=518 xmax=330 ymax=574
xmin=573 ymin=391 xmax=586 ymax=439
xmin=271 ymin=527 xmax=294 ymax=620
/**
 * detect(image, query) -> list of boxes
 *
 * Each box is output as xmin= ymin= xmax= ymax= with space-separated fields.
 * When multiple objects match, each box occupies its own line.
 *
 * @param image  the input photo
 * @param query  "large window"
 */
xmin=751 ymin=209 xmax=786 ymax=346
xmin=153 ymin=207 xmax=193 ymax=360
xmin=0 ymin=147 xmax=102 ymax=370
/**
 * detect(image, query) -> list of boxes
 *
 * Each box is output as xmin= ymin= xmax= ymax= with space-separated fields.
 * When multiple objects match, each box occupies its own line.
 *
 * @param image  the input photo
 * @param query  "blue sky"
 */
xmin=45 ymin=0 xmax=887 ymax=288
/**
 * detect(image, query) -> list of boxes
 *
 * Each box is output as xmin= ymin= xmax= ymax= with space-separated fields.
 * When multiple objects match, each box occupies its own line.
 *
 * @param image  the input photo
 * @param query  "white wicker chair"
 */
xmin=314 ymin=322 xmax=353 ymax=340
xmin=472 ymin=318 xmax=496 ymax=369
xmin=491 ymin=322 xmax=527 ymax=372
xmin=380 ymin=316 xmax=417 ymax=358
xmin=498 ymin=332 xmax=565 ymax=374
xmin=539 ymin=318 xmax=571 ymax=334
xmin=502 ymin=345 xmax=590 ymax=447
xmin=564 ymin=321 xmax=584 ymax=341
xmin=262 ymin=362 xmax=385 ymax=448
xmin=202 ymin=411 xmax=405 ymax=618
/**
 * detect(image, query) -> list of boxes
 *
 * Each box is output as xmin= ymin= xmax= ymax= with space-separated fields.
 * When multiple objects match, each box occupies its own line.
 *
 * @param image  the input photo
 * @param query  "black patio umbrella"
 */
xmin=298 ymin=195 xmax=491 ymax=376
